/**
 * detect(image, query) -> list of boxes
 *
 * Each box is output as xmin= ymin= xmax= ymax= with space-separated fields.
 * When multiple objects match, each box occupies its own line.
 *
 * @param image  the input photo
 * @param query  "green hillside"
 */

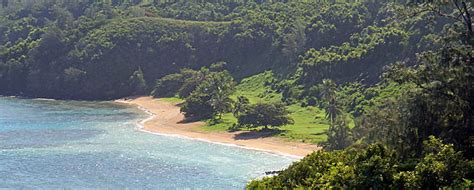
xmin=0 ymin=0 xmax=472 ymax=189
xmin=1 ymin=0 xmax=446 ymax=100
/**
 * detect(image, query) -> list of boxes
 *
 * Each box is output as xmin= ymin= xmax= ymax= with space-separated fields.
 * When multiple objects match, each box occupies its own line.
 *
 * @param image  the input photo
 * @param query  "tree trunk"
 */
xmin=461 ymin=2 xmax=473 ymax=36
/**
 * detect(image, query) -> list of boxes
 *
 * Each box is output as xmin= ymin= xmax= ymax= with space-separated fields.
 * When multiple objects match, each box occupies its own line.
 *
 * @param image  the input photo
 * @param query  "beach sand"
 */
xmin=115 ymin=96 xmax=321 ymax=157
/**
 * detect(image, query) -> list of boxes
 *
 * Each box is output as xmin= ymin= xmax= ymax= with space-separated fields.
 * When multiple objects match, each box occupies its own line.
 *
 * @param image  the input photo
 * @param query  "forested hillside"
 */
xmin=1 ymin=0 xmax=473 ymax=188
xmin=0 ymin=0 xmax=445 ymax=99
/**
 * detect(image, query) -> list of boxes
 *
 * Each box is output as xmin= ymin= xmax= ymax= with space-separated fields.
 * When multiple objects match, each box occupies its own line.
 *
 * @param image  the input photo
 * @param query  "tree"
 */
xmin=381 ymin=34 xmax=474 ymax=158
xmin=248 ymin=139 xmax=471 ymax=189
xmin=411 ymin=0 xmax=472 ymax=36
xmin=209 ymin=61 xmax=227 ymax=72
xmin=180 ymin=70 xmax=235 ymax=120
xmin=237 ymin=102 xmax=294 ymax=129
xmin=353 ymin=98 xmax=416 ymax=159
xmin=408 ymin=136 xmax=472 ymax=189
xmin=209 ymin=88 xmax=234 ymax=120
xmin=325 ymin=97 xmax=343 ymax=126
xmin=178 ymin=68 xmax=208 ymax=98
xmin=151 ymin=73 xmax=184 ymax=97
xmin=318 ymin=79 xmax=342 ymax=125
xmin=151 ymin=68 xmax=203 ymax=98
xmin=320 ymin=79 xmax=337 ymax=102
xmin=25 ymin=27 xmax=68 ymax=97
xmin=129 ymin=67 xmax=146 ymax=95
xmin=352 ymin=144 xmax=398 ymax=189
xmin=233 ymin=96 xmax=250 ymax=117
xmin=205 ymin=71 xmax=235 ymax=119
xmin=180 ymin=92 xmax=215 ymax=119
xmin=324 ymin=116 xmax=352 ymax=150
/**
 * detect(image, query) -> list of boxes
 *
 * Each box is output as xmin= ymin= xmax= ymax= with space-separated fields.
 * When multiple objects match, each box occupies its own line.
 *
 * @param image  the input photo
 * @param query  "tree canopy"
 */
xmin=248 ymin=1 xmax=474 ymax=188
xmin=0 ymin=1 xmax=472 ymax=189
xmin=237 ymin=102 xmax=293 ymax=129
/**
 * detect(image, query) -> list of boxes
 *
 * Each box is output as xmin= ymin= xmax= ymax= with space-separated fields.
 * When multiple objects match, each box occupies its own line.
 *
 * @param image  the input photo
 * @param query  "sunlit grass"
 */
xmin=232 ymin=71 xmax=282 ymax=103
xmin=201 ymin=113 xmax=237 ymax=132
xmin=199 ymin=71 xmax=330 ymax=144
xmin=278 ymin=104 xmax=328 ymax=143
xmin=159 ymin=71 xmax=331 ymax=144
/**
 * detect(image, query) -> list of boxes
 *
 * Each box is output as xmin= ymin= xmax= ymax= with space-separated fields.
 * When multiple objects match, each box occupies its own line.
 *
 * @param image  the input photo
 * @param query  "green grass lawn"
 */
xmin=200 ymin=113 xmax=237 ymax=132
xmin=200 ymin=71 xmax=330 ymax=144
xmin=161 ymin=71 xmax=331 ymax=144
xmin=278 ymin=104 xmax=328 ymax=143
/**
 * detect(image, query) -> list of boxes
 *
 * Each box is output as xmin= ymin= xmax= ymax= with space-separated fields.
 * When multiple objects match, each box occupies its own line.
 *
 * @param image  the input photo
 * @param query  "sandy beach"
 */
xmin=115 ymin=96 xmax=321 ymax=157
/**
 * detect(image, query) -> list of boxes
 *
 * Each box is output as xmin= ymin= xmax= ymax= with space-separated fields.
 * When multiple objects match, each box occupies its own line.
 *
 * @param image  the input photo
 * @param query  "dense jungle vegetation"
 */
xmin=0 ymin=0 xmax=472 ymax=188
xmin=1 ymin=0 xmax=448 ymax=99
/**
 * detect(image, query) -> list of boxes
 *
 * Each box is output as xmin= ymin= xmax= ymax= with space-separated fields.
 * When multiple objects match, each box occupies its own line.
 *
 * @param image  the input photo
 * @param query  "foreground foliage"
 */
xmin=248 ymin=137 xmax=472 ymax=189
xmin=248 ymin=1 xmax=473 ymax=189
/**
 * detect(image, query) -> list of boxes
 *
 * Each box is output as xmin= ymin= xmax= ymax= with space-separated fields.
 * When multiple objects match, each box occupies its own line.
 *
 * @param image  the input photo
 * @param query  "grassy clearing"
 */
xmin=278 ymin=104 xmax=328 ymax=143
xmin=161 ymin=71 xmax=330 ymax=143
xmin=232 ymin=71 xmax=282 ymax=103
xmin=200 ymin=113 xmax=236 ymax=132
xmin=201 ymin=71 xmax=330 ymax=144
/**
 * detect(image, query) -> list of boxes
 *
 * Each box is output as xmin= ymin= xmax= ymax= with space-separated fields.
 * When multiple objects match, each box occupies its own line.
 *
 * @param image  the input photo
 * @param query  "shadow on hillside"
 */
xmin=233 ymin=128 xmax=285 ymax=140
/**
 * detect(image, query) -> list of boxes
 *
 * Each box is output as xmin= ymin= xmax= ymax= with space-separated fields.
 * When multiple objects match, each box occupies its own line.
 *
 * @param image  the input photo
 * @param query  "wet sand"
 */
xmin=115 ymin=96 xmax=321 ymax=157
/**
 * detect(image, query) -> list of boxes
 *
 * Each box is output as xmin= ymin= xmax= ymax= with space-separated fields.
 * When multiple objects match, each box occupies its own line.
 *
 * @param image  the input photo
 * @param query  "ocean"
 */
xmin=0 ymin=97 xmax=294 ymax=189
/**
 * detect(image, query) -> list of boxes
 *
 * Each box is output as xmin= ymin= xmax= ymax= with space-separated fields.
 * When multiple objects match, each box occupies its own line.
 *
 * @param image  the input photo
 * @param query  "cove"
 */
xmin=0 ymin=97 xmax=294 ymax=189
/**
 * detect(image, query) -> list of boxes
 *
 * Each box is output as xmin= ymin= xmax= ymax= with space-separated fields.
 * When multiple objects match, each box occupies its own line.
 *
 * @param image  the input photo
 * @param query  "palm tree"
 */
xmin=210 ymin=90 xmax=232 ymax=120
xmin=325 ymin=116 xmax=352 ymax=150
xmin=320 ymin=79 xmax=337 ymax=102
xmin=319 ymin=79 xmax=341 ymax=125
xmin=233 ymin=96 xmax=250 ymax=117
xmin=325 ymin=97 xmax=343 ymax=126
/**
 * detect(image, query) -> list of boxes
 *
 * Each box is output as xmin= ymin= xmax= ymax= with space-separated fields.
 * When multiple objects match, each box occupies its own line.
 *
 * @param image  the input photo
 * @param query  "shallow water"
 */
xmin=0 ymin=97 xmax=294 ymax=189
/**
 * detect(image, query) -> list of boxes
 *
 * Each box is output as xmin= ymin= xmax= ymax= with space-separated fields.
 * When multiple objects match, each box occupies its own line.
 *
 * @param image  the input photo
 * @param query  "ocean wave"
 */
xmin=34 ymin=98 xmax=57 ymax=101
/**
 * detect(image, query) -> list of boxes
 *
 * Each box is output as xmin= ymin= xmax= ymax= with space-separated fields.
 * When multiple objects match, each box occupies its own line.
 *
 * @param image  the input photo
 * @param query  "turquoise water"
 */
xmin=0 ymin=97 xmax=294 ymax=189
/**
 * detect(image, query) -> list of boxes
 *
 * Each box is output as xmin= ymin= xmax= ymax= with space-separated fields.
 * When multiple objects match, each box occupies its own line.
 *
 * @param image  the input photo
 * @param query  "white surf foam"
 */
xmin=34 ymin=98 xmax=57 ymax=101
xmin=130 ymin=104 xmax=302 ymax=159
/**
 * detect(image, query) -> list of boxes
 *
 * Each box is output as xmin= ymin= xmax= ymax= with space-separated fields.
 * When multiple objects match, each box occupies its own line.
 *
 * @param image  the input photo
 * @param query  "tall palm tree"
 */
xmin=326 ymin=97 xmax=343 ymax=126
xmin=325 ymin=116 xmax=352 ymax=150
xmin=320 ymin=79 xmax=337 ymax=101
xmin=319 ymin=79 xmax=340 ymax=125
xmin=233 ymin=96 xmax=250 ymax=117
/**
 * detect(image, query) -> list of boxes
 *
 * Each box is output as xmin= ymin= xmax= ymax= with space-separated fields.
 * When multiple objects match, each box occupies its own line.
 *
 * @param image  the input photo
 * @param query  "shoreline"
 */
xmin=115 ymin=96 xmax=321 ymax=158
